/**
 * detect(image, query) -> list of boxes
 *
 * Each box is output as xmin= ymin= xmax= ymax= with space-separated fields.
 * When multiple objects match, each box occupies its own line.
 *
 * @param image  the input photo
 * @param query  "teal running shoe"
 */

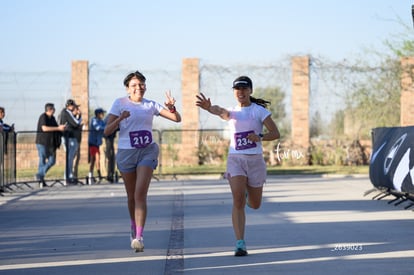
xmin=235 ymin=239 xmax=248 ymax=256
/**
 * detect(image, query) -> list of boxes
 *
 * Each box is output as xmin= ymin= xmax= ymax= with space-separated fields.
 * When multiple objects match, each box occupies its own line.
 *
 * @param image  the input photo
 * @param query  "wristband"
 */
xmin=258 ymin=133 xmax=264 ymax=140
xmin=169 ymin=106 xmax=176 ymax=113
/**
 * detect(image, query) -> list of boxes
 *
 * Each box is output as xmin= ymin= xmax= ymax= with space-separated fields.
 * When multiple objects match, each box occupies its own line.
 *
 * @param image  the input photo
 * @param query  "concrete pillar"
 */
xmin=291 ymin=56 xmax=310 ymax=149
xmin=400 ymin=57 xmax=414 ymax=126
xmin=180 ymin=58 xmax=200 ymax=164
xmin=71 ymin=60 xmax=89 ymax=128
xmin=71 ymin=60 xmax=89 ymax=168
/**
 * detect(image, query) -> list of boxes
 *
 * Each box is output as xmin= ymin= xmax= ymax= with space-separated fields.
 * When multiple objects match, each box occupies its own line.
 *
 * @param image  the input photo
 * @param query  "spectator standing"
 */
xmin=88 ymin=108 xmax=106 ymax=183
xmin=104 ymin=133 xmax=117 ymax=182
xmin=0 ymin=106 xmax=14 ymax=133
xmin=104 ymin=113 xmax=118 ymax=183
xmin=59 ymin=99 xmax=82 ymax=183
xmin=0 ymin=106 xmax=14 ymax=181
xmin=71 ymin=105 xmax=83 ymax=180
xmin=35 ymin=103 xmax=65 ymax=183
xmin=0 ymin=106 xmax=14 ymax=155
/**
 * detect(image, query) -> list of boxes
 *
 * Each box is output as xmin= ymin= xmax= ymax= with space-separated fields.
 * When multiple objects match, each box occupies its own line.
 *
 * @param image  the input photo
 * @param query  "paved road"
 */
xmin=0 ymin=175 xmax=413 ymax=274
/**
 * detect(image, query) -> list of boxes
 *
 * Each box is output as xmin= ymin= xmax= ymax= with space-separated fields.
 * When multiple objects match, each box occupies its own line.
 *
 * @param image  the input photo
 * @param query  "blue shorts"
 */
xmin=225 ymin=154 xmax=266 ymax=187
xmin=116 ymin=143 xmax=159 ymax=173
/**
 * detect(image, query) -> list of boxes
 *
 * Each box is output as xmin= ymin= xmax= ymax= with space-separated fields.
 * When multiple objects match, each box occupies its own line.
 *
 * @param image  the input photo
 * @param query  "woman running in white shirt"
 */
xmin=104 ymin=70 xmax=181 ymax=252
xmin=196 ymin=76 xmax=280 ymax=256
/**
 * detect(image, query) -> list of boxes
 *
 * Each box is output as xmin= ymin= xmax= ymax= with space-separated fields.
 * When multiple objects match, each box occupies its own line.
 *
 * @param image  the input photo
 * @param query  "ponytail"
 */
xmin=250 ymin=96 xmax=271 ymax=109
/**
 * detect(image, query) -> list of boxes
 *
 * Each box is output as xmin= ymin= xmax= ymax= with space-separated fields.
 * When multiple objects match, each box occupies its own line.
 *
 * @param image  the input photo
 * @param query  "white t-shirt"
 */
xmin=227 ymin=103 xmax=271 ymax=155
xmin=108 ymin=96 xmax=164 ymax=149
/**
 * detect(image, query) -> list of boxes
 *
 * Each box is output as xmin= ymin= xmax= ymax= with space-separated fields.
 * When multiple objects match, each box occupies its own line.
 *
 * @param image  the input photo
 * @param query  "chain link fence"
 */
xmin=1 ymin=56 xmax=396 ymax=188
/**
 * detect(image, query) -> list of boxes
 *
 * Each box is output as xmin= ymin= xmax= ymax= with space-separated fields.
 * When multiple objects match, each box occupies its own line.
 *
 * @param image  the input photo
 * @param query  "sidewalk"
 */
xmin=0 ymin=175 xmax=413 ymax=274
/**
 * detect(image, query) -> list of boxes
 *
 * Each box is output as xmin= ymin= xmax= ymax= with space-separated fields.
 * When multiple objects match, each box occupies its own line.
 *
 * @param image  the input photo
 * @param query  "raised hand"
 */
xmin=195 ymin=93 xmax=212 ymax=111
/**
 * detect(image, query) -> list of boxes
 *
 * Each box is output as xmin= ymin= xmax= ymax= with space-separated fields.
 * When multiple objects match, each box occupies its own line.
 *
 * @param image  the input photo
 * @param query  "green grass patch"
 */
xmin=16 ymin=164 xmax=369 ymax=181
xmin=17 ymin=165 xmax=90 ymax=181
xmin=158 ymin=164 xmax=368 ymax=176
xmin=267 ymin=165 xmax=369 ymax=175
xmin=158 ymin=164 xmax=226 ymax=175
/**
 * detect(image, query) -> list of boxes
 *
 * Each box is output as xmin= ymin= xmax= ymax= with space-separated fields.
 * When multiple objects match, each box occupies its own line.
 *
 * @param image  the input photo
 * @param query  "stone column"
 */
xmin=71 ymin=60 xmax=89 ymax=128
xmin=400 ymin=57 xmax=414 ymax=126
xmin=180 ymin=58 xmax=200 ymax=164
xmin=291 ymin=56 xmax=310 ymax=149
xmin=71 ymin=60 xmax=89 ymax=169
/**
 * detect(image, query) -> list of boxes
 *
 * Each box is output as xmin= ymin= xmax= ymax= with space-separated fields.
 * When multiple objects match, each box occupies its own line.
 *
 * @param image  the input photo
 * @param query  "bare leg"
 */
xmin=122 ymin=171 xmax=137 ymax=222
xmin=133 ymin=166 xmax=153 ymax=231
xmin=122 ymin=166 xmax=153 ymax=226
xmin=229 ymin=175 xmax=248 ymax=240
xmin=89 ymin=155 xmax=96 ymax=175
xmin=95 ymin=152 xmax=101 ymax=171
xmin=246 ymin=185 xmax=263 ymax=209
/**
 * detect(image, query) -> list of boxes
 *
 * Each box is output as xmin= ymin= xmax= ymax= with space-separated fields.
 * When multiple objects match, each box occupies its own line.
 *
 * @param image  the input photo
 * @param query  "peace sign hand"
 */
xmin=164 ymin=90 xmax=176 ymax=109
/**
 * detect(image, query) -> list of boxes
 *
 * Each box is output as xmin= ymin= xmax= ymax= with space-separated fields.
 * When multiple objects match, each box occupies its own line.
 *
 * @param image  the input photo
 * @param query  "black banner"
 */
xmin=370 ymin=126 xmax=414 ymax=193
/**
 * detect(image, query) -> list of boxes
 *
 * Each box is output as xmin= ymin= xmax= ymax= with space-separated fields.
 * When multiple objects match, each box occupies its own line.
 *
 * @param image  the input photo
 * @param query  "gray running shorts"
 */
xmin=116 ymin=143 xmax=159 ymax=173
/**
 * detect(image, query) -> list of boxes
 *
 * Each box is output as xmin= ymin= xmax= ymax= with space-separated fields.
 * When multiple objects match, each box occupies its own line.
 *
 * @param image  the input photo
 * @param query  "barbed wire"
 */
xmin=0 ymin=56 xmax=395 ymax=136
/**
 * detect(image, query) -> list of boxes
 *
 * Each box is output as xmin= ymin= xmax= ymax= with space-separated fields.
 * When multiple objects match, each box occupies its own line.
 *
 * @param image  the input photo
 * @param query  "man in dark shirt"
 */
xmin=0 ymin=106 xmax=14 ymax=133
xmin=0 ymin=106 xmax=14 ymax=156
xmin=35 ymin=103 xmax=65 ymax=182
xmin=0 ymin=107 xmax=14 ymax=184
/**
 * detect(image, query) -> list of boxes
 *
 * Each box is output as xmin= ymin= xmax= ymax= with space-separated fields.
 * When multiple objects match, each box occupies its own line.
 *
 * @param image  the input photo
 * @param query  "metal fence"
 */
xmin=1 ymin=127 xmax=371 ymax=193
xmin=1 ymin=129 xmax=237 ymax=192
xmin=1 ymin=57 xmax=383 ymax=192
xmin=0 ymin=131 xmax=16 ymax=192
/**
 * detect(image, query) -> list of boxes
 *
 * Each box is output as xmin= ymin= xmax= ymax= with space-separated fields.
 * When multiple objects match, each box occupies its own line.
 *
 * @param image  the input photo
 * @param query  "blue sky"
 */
xmin=0 ymin=0 xmax=412 ymax=131
xmin=0 ymin=0 xmax=411 ymax=72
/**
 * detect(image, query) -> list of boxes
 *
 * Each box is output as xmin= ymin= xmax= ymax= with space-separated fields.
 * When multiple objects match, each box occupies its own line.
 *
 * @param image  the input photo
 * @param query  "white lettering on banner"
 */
xmin=392 ymin=148 xmax=411 ymax=191
xmin=384 ymin=133 xmax=407 ymax=175
xmin=370 ymin=141 xmax=387 ymax=164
